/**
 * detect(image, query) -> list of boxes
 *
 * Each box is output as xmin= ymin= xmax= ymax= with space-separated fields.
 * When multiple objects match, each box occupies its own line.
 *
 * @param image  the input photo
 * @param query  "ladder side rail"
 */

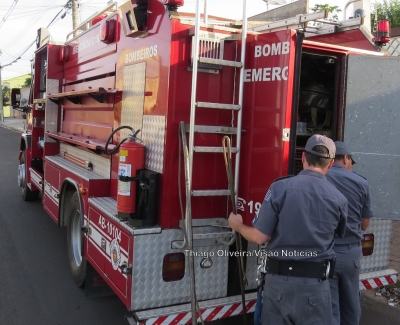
xmin=188 ymin=1 xmax=202 ymax=191
xmin=187 ymin=1 xmax=202 ymax=324
xmin=234 ymin=0 xmax=247 ymax=208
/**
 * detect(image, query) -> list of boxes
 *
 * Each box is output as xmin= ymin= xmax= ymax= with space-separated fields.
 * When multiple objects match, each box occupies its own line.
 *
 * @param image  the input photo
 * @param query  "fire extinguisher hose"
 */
xmin=222 ymin=135 xmax=248 ymax=325
xmin=105 ymin=125 xmax=132 ymax=155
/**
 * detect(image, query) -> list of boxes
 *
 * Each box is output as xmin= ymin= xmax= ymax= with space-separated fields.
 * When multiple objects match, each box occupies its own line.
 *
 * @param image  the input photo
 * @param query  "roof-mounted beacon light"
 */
xmin=59 ymin=46 xmax=69 ymax=62
xmin=100 ymin=19 xmax=116 ymax=44
xmin=374 ymin=20 xmax=390 ymax=46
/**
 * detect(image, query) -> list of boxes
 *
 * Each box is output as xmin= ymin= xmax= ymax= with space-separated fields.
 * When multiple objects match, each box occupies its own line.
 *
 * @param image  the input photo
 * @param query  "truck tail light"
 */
xmin=161 ymin=0 xmax=184 ymax=7
xmin=100 ymin=20 xmax=116 ymax=44
xmin=59 ymin=46 xmax=69 ymax=62
xmin=374 ymin=20 xmax=390 ymax=45
xmin=361 ymin=233 xmax=374 ymax=256
xmin=162 ymin=253 xmax=185 ymax=282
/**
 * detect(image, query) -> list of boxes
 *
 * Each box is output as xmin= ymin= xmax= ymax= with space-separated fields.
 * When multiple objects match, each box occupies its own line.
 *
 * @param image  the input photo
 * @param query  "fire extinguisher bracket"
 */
xmin=118 ymin=175 xmax=140 ymax=182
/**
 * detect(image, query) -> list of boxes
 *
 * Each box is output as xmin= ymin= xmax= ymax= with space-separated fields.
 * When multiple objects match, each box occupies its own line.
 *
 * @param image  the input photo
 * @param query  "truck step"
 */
xmin=197 ymin=101 xmax=241 ymax=110
xmin=130 ymin=292 xmax=257 ymax=324
xmin=192 ymin=231 xmax=234 ymax=240
xmin=198 ymin=57 xmax=243 ymax=68
xmin=192 ymin=189 xmax=231 ymax=196
xmin=185 ymin=124 xmax=238 ymax=135
xmin=194 ymin=146 xmax=238 ymax=153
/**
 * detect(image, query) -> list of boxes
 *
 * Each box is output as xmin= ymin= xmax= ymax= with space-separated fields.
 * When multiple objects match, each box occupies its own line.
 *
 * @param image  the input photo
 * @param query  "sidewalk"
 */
xmin=0 ymin=118 xmax=26 ymax=133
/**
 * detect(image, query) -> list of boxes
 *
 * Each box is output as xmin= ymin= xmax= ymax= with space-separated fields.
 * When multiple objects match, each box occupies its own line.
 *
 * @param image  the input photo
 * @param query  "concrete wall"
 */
xmin=248 ymin=0 xmax=308 ymax=22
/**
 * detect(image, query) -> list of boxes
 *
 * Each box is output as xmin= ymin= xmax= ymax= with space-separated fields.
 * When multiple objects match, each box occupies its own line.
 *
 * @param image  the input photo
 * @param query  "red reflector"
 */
xmin=100 ymin=19 xmax=116 ymax=44
xmin=361 ymin=233 xmax=374 ymax=256
xmin=162 ymin=253 xmax=185 ymax=282
xmin=59 ymin=46 xmax=69 ymax=62
xmin=161 ymin=0 xmax=184 ymax=7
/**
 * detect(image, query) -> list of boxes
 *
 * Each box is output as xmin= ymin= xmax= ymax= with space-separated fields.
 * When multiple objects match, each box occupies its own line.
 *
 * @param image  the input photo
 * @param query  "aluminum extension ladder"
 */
xmin=180 ymin=1 xmax=248 ymax=324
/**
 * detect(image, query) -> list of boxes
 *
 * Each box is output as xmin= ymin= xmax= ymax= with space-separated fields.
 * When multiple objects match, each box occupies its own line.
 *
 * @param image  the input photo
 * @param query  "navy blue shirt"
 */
xmin=326 ymin=163 xmax=374 ymax=244
xmin=253 ymin=169 xmax=348 ymax=262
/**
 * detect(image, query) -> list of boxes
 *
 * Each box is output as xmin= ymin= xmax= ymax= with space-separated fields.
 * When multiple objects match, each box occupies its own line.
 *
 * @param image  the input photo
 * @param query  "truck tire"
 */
xmin=67 ymin=192 xmax=87 ymax=287
xmin=18 ymin=150 xmax=39 ymax=201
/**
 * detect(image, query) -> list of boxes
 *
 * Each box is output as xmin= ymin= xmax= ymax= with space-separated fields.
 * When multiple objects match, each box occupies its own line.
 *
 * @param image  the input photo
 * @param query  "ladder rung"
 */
xmin=198 ymin=57 xmax=243 ymax=68
xmin=185 ymin=124 xmax=238 ymax=135
xmin=197 ymin=102 xmax=241 ymax=110
xmin=194 ymin=146 xmax=238 ymax=153
xmin=192 ymin=232 xmax=234 ymax=240
xmin=192 ymin=190 xmax=231 ymax=196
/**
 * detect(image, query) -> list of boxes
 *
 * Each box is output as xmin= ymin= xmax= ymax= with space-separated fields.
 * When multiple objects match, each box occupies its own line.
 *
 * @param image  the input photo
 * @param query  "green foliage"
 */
xmin=311 ymin=4 xmax=342 ymax=21
xmin=2 ymin=86 xmax=10 ymax=105
xmin=21 ymin=77 xmax=31 ymax=88
xmin=372 ymin=0 xmax=400 ymax=30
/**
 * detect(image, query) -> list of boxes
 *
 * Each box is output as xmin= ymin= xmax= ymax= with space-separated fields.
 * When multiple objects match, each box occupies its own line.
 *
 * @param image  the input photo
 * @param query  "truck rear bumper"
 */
xmin=125 ymin=269 xmax=399 ymax=324
xmin=359 ymin=269 xmax=398 ymax=290
xmin=126 ymin=292 xmax=257 ymax=325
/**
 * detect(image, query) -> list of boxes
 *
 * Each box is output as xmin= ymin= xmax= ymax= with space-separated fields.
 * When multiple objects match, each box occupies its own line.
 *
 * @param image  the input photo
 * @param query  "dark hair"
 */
xmin=334 ymin=155 xmax=345 ymax=161
xmin=304 ymin=145 xmax=332 ymax=168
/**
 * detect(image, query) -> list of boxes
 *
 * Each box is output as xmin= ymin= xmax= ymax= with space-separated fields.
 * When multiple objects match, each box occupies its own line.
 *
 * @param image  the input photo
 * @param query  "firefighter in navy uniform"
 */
xmin=326 ymin=141 xmax=374 ymax=325
xmin=229 ymin=134 xmax=348 ymax=325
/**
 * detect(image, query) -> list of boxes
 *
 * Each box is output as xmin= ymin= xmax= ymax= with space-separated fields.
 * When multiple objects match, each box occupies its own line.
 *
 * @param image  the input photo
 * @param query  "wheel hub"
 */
xmin=18 ymin=164 xmax=25 ymax=188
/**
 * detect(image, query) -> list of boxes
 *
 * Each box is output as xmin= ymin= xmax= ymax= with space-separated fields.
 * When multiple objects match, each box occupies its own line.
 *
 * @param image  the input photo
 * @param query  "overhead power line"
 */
xmin=1 ymin=0 xmax=69 ymax=67
xmin=0 ymin=0 xmax=18 ymax=29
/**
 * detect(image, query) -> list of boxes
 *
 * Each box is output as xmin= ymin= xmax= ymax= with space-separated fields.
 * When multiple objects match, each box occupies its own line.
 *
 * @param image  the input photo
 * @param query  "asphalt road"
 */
xmin=0 ymin=125 xmax=399 ymax=325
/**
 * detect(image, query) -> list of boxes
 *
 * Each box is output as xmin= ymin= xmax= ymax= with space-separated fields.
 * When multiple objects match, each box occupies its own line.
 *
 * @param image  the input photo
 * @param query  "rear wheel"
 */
xmin=67 ymin=192 xmax=87 ymax=287
xmin=18 ymin=150 xmax=39 ymax=201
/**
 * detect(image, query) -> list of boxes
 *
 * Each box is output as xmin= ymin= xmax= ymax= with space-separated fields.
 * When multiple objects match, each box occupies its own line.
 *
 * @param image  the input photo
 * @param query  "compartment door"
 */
xmin=43 ymin=162 xmax=60 ymax=223
xmin=344 ymin=55 xmax=400 ymax=220
xmin=87 ymin=207 xmax=131 ymax=308
xmin=239 ymin=30 xmax=298 ymax=224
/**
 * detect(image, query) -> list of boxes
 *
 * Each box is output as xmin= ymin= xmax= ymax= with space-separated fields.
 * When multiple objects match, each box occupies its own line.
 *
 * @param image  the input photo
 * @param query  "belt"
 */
xmin=334 ymin=242 xmax=360 ymax=248
xmin=265 ymin=258 xmax=332 ymax=279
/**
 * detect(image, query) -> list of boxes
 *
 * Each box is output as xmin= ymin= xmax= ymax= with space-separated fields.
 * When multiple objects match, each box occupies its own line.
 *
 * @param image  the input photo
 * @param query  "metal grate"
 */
xmin=294 ymin=147 xmax=305 ymax=175
xmin=191 ymin=36 xmax=225 ymax=69
xmin=384 ymin=36 xmax=400 ymax=56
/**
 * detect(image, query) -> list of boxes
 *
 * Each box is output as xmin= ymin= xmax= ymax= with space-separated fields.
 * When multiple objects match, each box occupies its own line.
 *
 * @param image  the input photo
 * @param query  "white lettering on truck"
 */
xmin=98 ymin=215 xmax=122 ymax=242
xmin=125 ymin=45 xmax=158 ymax=63
xmin=72 ymin=34 xmax=101 ymax=54
xmin=254 ymin=42 xmax=290 ymax=57
xmin=244 ymin=41 xmax=290 ymax=83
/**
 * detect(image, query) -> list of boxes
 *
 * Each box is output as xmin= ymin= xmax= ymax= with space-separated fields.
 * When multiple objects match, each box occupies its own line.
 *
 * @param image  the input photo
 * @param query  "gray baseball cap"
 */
xmin=305 ymin=134 xmax=335 ymax=158
xmin=335 ymin=141 xmax=356 ymax=164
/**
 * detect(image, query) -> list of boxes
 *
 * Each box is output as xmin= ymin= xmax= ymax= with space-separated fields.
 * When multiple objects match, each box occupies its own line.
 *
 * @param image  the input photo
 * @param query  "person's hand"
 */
xmin=228 ymin=212 xmax=243 ymax=231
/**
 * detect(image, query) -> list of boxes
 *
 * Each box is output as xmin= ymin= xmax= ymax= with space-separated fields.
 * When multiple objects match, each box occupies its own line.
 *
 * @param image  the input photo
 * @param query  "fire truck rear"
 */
xmin=17 ymin=0 xmax=398 ymax=323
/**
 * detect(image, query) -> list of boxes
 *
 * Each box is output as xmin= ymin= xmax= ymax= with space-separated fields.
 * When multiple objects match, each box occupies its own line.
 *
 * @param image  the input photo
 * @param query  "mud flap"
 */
xmin=85 ymin=263 xmax=115 ymax=298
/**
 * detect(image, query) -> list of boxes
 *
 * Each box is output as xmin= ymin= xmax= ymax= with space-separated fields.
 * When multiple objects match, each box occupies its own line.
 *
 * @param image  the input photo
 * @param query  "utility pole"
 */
xmin=72 ymin=0 xmax=79 ymax=37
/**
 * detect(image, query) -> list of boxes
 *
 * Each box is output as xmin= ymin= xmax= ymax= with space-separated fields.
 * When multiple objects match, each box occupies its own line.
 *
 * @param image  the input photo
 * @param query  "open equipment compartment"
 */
xmin=294 ymin=50 xmax=341 ymax=174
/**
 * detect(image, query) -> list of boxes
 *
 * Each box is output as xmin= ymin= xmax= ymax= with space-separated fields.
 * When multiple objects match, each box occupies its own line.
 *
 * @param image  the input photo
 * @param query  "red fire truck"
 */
xmin=17 ymin=0 xmax=398 ymax=323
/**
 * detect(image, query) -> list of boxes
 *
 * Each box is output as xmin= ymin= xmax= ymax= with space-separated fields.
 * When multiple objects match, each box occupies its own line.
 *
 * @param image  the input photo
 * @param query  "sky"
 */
xmin=0 ymin=0 xmax=382 ymax=80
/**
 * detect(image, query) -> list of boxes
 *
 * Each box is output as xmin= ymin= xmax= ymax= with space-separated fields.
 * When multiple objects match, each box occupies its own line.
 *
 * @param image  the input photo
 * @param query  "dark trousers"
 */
xmin=329 ymin=243 xmax=362 ymax=325
xmin=262 ymin=274 xmax=332 ymax=325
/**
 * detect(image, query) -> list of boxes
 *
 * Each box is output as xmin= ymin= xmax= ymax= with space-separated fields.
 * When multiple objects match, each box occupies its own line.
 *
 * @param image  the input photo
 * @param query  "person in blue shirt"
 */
xmin=229 ymin=134 xmax=348 ymax=325
xmin=326 ymin=141 xmax=374 ymax=325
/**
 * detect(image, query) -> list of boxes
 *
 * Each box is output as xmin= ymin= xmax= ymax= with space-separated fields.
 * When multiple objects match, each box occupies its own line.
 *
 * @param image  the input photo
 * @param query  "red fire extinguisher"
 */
xmin=117 ymin=139 xmax=145 ymax=214
xmin=105 ymin=126 xmax=146 ymax=216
